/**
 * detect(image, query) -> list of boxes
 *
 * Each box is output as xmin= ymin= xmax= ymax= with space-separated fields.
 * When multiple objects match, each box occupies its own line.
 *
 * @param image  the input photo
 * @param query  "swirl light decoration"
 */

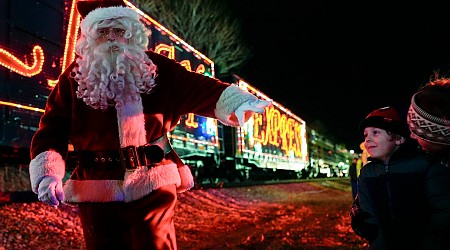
xmin=0 ymin=45 xmax=44 ymax=77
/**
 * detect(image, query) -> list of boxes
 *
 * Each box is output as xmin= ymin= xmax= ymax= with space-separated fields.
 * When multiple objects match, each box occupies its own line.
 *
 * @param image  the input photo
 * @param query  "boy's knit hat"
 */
xmin=359 ymin=106 xmax=409 ymax=138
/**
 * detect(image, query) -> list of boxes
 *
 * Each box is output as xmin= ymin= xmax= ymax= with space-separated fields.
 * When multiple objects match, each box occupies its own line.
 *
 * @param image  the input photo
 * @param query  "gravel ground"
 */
xmin=0 ymin=179 xmax=367 ymax=250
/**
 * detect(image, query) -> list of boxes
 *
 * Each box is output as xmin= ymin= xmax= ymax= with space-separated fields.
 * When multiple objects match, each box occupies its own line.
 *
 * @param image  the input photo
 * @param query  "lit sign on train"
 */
xmin=251 ymin=105 xmax=304 ymax=157
xmin=237 ymin=79 xmax=308 ymax=169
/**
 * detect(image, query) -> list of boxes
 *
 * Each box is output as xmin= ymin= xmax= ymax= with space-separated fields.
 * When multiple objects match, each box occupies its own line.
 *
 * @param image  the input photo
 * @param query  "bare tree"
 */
xmin=133 ymin=0 xmax=252 ymax=78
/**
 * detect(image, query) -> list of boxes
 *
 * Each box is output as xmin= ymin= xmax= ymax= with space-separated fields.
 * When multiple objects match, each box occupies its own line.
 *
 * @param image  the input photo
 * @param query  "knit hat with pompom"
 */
xmin=359 ymin=106 xmax=410 ymax=138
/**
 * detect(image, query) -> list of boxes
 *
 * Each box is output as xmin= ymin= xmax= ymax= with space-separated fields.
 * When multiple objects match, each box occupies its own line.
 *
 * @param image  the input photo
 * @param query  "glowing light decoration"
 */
xmin=169 ymin=134 xmax=216 ymax=147
xmin=185 ymin=113 xmax=199 ymax=128
xmin=180 ymin=60 xmax=191 ymax=71
xmin=169 ymin=114 xmax=219 ymax=153
xmin=235 ymin=75 xmax=308 ymax=171
xmin=196 ymin=64 xmax=206 ymax=75
xmin=0 ymin=45 xmax=44 ymax=77
xmin=0 ymin=100 xmax=44 ymax=113
xmin=155 ymin=44 xmax=175 ymax=59
xmin=204 ymin=118 xmax=217 ymax=136
xmin=48 ymin=0 xmax=80 ymax=87
xmin=246 ymin=105 xmax=303 ymax=157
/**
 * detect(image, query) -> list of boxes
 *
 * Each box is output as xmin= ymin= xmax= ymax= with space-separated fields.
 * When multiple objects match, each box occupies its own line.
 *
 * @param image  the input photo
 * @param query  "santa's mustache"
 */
xmin=94 ymin=41 xmax=125 ymax=54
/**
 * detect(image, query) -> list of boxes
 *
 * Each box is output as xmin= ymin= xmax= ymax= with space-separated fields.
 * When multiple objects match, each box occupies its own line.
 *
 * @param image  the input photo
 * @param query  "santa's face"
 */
xmin=73 ymin=18 xmax=156 ymax=110
xmin=95 ymin=26 xmax=128 ymax=46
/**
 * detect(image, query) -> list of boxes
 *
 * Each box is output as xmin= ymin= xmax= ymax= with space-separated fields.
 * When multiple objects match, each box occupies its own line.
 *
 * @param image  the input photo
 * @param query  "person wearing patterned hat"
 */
xmin=408 ymin=77 xmax=450 ymax=163
xmin=408 ymin=77 xmax=450 ymax=249
xmin=352 ymin=106 xmax=433 ymax=249
xmin=28 ymin=1 xmax=271 ymax=249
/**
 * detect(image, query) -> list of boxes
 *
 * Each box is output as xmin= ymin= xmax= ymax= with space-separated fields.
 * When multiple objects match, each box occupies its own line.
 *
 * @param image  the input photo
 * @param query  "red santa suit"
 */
xmin=29 ymin=51 xmax=259 ymax=202
xmin=28 ymin=4 xmax=270 ymax=249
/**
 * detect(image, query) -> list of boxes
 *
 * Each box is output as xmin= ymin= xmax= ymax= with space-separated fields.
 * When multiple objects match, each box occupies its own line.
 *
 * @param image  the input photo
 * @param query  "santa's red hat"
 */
xmin=76 ymin=0 xmax=127 ymax=18
xmin=76 ymin=1 xmax=140 ymax=35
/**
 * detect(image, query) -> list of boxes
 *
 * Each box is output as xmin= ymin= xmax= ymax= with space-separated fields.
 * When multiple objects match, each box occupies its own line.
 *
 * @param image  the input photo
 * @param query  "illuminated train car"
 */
xmin=307 ymin=128 xmax=353 ymax=178
xmin=211 ymin=76 xmax=352 ymax=183
xmin=208 ymin=75 xmax=309 ymax=182
xmin=0 ymin=0 xmax=219 ymax=165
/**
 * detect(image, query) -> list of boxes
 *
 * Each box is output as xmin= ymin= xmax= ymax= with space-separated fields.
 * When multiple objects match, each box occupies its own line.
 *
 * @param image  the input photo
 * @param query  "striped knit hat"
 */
xmin=407 ymin=92 xmax=450 ymax=146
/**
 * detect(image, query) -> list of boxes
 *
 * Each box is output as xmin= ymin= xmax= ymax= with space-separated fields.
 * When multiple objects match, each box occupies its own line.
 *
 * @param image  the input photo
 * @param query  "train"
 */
xmin=0 ymin=0 xmax=355 ymax=186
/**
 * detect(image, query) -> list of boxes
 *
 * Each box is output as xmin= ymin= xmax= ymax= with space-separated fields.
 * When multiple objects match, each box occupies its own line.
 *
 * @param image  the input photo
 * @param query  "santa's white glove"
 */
xmin=37 ymin=176 xmax=64 ymax=208
xmin=234 ymin=99 xmax=272 ymax=126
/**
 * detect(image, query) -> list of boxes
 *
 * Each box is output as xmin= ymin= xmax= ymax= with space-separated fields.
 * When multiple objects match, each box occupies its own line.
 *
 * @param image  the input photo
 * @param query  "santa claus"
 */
xmin=28 ymin=0 xmax=271 ymax=249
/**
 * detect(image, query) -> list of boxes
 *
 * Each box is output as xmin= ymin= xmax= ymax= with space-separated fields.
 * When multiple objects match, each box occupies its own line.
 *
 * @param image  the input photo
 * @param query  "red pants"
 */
xmin=78 ymin=184 xmax=178 ymax=250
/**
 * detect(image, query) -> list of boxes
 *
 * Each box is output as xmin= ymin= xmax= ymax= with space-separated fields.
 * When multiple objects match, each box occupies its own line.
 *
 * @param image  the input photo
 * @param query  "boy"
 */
xmin=357 ymin=106 xmax=429 ymax=249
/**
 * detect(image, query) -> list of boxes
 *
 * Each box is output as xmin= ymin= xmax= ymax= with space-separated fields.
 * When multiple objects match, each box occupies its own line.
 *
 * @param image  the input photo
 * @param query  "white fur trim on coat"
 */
xmin=176 ymin=164 xmax=195 ymax=193
xmin=29 ymin=150 xmax=66 ymax=194
xmin=62 ymin=163 xmax=193 ymax=203
xmin=215 ymin=84 xmax=258 ymax=126
xmin=63 ymin=179 xmax=124 ymax=203
xmin=123 ymin=163 xmax=180 ymax=202
xmin=116 ymin=100 xmax=147 ymax=147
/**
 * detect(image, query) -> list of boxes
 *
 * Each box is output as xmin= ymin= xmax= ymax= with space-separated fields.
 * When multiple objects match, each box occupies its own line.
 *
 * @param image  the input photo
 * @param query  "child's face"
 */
xmin=363 ymin=127 xmax=402 ymax=164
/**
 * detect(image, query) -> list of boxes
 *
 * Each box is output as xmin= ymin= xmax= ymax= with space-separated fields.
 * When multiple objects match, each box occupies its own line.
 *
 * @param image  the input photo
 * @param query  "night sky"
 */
xmin=228 ymin=0 xmax=450 ymax=151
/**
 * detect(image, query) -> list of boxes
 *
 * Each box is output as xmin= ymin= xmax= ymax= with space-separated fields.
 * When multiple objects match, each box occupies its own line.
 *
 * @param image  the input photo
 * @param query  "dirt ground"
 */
xmin=0 ymin=178 xmax=368 ymax=249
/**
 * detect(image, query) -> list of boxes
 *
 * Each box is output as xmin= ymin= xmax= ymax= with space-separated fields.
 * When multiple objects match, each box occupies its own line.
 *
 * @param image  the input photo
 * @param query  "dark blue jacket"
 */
xmin=358 ymin=140 xmax=430 ymax=249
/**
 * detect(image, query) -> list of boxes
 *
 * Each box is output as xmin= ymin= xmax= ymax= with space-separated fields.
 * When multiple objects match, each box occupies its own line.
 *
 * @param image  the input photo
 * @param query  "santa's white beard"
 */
xmin=73 ymin=42 xmax=156 ymax=110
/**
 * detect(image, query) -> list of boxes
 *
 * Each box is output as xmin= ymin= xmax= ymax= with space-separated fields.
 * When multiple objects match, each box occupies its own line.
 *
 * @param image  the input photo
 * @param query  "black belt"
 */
xmin=77 ymin=134 xmax=172 ymax=170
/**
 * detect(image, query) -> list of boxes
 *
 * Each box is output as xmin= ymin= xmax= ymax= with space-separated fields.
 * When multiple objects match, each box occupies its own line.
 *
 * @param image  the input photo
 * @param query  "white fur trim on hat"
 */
xmin=81 ymin=6 xmax=139 ymax=32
